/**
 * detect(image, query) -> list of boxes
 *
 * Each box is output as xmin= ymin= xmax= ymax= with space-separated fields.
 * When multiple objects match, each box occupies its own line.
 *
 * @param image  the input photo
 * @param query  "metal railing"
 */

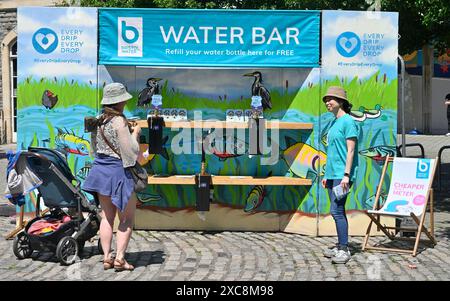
xmin=437 ymin=145 xmax=450 ymax=192
xmin=396 ymin=143 xmax=425 ymax=158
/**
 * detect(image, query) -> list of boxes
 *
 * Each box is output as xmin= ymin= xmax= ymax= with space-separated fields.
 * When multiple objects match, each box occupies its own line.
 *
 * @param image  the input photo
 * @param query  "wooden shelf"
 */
xmin=148 ymin=175 xmax=312 ymax=186
xmin=137 ymin=120 xmax=313 ymax=130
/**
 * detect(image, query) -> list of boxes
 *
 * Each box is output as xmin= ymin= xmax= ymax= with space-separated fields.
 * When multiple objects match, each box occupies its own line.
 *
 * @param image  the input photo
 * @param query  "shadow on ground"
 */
xmin=25 ymin=247 xmax=165 ymax=268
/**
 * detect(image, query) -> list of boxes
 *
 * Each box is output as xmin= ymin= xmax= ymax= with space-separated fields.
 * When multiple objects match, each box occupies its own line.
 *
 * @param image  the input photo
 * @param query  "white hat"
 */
xmin=101 ymin=83 xmax=133 ymax=105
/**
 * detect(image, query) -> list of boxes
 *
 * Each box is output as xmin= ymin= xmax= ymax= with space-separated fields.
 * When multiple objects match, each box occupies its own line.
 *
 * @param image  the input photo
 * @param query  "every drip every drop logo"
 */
xmin=336 ymin=31 xmax=361 ymax=58
xmin=32 ymin=28 xmax=59 ymax=54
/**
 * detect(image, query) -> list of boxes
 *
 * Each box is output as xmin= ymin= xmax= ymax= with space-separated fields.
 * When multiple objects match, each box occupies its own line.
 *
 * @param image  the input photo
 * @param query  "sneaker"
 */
xmin=323 ymin=245 xmax=339 ymax=258
xmin=331 ymin=249 xmax=351 ymax=264
xmin=446 ymin=133 xmax=450 ymax=136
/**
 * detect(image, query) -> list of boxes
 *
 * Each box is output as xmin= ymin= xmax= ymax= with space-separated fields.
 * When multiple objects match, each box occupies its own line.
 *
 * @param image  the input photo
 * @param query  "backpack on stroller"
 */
xmin=12 ymin=147 xmax=101 ymax=265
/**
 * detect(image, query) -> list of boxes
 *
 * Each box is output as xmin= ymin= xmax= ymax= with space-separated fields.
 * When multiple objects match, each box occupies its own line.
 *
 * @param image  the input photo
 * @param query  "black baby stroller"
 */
xmin=12 ymin=147 xmax=101 ymax=265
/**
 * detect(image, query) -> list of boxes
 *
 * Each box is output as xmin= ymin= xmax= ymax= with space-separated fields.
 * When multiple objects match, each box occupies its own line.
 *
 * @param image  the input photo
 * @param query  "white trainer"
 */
xmin=323 ymin=245 xmax=339 ymax=258
xmin=331 ymin=249 xmax=351 ymax=264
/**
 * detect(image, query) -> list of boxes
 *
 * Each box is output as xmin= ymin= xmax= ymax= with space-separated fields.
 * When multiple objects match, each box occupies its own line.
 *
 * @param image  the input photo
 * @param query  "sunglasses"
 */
xmin=322 ymin=97 xmax=334 ymax=103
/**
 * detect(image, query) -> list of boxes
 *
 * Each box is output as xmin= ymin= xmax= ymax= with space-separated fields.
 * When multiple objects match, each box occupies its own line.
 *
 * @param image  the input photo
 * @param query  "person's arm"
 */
xmin=341 ymin=137 xmax=356 ymax=191
xmin=90 ymin=129 xmax=97 ymax=157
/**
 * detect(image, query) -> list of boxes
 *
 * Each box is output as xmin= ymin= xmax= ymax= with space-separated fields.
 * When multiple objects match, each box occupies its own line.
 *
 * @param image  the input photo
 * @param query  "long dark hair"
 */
xmin=337 ymin=98 xmax=353 ymax=114
xmin=97 ymin=104 xmax=132 ymax=132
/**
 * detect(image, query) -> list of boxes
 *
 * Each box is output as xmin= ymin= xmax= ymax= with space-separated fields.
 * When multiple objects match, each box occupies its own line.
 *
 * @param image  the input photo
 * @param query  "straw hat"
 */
xmin=323 ymin=86 xmax=349 ymax=102
xmin=101 ymin=83 xmax=132 ymax=105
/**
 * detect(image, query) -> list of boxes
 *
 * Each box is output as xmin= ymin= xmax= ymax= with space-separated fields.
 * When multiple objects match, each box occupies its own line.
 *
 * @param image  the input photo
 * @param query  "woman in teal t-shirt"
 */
xmin=321 ymin=86 xmax=359 ymax=264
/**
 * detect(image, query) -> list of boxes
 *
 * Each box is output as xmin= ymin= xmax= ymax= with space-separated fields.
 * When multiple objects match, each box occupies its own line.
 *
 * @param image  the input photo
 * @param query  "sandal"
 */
xmin=103 ymin=257 xmax=115 ymax=270
xmin=114 ymin=258 xmax=134 ymax=272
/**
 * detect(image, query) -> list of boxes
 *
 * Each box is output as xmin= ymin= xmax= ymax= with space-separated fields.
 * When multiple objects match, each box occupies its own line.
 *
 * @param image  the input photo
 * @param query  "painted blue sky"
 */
xmin=17 ymin=7 xmax=97 ymax=84
xmin=322 ymin=10 xmax=399 ymax=81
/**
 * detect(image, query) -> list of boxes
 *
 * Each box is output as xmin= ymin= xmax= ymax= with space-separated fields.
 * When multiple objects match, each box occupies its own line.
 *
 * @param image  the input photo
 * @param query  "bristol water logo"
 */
xmin=416 ymin=159 xmax=431 ymax=179
xmin=32 ymin=28 xmax=58 ymax=54
xmin=118 ymin=17 xmax=142 ymax=57
xmin=336 ymin=31 xmax=361 ymax=58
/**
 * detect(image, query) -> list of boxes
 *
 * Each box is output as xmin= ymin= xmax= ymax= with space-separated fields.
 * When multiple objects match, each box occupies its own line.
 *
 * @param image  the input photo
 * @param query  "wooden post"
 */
xmin=362 ymin=218 xmax=373 ymax=251
xmin=4 ymin=205 xmax=23 ymax=240
xmin=374 ymin=156 xmax=391 ymax=232
xmin=430 ymin=188 xmax=434 ymax=238
xmin=412 ymin=211 xmax=427 ymax=257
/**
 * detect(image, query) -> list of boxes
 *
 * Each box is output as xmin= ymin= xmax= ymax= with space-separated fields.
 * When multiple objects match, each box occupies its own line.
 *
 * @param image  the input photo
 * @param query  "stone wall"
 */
xmin=0 ymin=9 xmax=17 ymax=110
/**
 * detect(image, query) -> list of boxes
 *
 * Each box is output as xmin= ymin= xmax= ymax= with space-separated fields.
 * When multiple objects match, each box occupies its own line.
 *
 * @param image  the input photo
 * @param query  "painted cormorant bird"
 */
xmin=243 ymin=71 xmax=272 ymax=110
xmin=138 ymin=77 xmax=162 ymax=107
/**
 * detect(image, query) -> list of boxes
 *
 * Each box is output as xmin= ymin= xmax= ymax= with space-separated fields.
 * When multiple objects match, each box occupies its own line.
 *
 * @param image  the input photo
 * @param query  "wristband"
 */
xmin=344 ymin=173 xmax=350 ymax=177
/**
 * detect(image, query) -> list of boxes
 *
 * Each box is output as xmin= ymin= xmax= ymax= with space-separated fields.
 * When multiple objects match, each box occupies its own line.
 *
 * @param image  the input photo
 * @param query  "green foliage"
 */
xmin=380 ymin=0 xmax=450 ymax=54
xmin=321 ymin=72 xmax=397 ymax=112
xmin=17 ymin=77 xmax=97 ymax=109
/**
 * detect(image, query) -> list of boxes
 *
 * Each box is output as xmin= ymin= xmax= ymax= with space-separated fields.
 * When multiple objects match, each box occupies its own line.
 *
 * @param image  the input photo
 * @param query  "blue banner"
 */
xmin=99 ymin=9 xmax=320 ymax=67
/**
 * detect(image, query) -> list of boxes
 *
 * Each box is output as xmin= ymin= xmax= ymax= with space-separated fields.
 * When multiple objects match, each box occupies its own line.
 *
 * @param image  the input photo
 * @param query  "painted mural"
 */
xmin=319 ymin=10 xmax=398 ymax=233
xmin=404 ymin=49 xmax=450 ymax=78
xmin=99 ymin=66 xmax=321 ymax=215
xmin=15 ymin=7 xmax=399 ymax=235
xmin=17 ymin=7 xmax=98 ymax=215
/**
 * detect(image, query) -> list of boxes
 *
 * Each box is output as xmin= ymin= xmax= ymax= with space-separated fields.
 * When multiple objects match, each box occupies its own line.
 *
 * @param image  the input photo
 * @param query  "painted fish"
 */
xmin=363 ymin=192 xmax=388 ymax=209
xmin=244 ymin=172 xmax=271 ymax=213
xmin=136 ymin=192 xmax=164 ymax=204
xmin=244 ymin=185 xmax=266 ymax=213
xmin=207 ymin=134 xmax=248 ymax=161
xmin=137 ymin=136 xmax=170 ymax=165
xmin=282 ymin=136 xmax=327 ymax=179
xmin=359 ymin=145 xmax=396 ymax=162
xmin=55 ymin=128 xmax=90 ymax=156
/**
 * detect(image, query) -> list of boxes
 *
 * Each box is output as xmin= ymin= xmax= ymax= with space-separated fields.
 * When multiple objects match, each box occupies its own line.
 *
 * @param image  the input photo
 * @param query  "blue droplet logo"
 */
xmin=336 ymin=32 xmax=361 ymax=58
xmin=32 ymin=28 xmax=58 ymax=54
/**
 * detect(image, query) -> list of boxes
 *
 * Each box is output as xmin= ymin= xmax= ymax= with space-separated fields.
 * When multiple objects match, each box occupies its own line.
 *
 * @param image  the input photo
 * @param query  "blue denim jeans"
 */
xmin=326 ymin=179 xmax=352 ymax=250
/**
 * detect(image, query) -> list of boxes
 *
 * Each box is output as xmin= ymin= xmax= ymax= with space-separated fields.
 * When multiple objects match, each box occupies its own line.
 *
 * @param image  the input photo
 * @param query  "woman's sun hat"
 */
xmin=101 ymin=83 xmax=133 ymax=105
xmin=323 ymin=86 xmax=349 ymax=102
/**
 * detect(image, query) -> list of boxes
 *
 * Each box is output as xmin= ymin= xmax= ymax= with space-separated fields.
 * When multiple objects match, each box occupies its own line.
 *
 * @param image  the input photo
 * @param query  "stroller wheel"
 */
xmin=56 ymin=236 xmax=79 ymax=265
xmin=13 ymin=232 xmax=33 ymax=259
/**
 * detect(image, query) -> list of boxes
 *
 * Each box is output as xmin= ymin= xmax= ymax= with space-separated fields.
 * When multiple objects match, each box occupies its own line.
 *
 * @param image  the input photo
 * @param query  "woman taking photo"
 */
xmin=321 ymin=86 xmax=359 ymax=264
xmin=83 ymin=83 xmax=141 ymax=271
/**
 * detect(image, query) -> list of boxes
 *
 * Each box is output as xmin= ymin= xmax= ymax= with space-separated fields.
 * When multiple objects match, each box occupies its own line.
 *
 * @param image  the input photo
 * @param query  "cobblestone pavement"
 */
xmin=0 ymin=208 xmax=449 ymax=281
xmin=0 ymin=138 xmax=449 ymax=281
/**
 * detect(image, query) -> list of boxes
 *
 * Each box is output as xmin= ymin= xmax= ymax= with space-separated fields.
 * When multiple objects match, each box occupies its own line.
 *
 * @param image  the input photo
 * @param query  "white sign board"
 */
xmin=377 ymin=158 xmax=435 ymax=216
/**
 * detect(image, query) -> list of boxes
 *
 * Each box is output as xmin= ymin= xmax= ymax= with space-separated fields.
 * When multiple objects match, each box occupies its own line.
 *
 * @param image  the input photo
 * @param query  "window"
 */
xmin=10 ymin=40 xmax=17 ymax=142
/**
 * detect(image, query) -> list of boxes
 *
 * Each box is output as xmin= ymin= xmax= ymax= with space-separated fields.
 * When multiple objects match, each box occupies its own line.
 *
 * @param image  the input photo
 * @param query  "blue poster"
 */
xmin=17 ymin=7 xmax=99 ymax=214
xmin=99 ymin=8 xmax=320 ymax=67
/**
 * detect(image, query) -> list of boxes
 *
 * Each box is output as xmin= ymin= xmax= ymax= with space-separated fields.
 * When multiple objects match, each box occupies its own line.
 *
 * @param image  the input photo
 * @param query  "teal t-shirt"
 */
xmin=324 ymin=114 xmax=359 ymax=181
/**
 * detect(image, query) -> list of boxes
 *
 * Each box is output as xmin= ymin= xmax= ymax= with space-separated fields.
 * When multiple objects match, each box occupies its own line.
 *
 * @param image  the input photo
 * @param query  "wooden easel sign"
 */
xmin=363 ymin=157 xmax=438 ymax=256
